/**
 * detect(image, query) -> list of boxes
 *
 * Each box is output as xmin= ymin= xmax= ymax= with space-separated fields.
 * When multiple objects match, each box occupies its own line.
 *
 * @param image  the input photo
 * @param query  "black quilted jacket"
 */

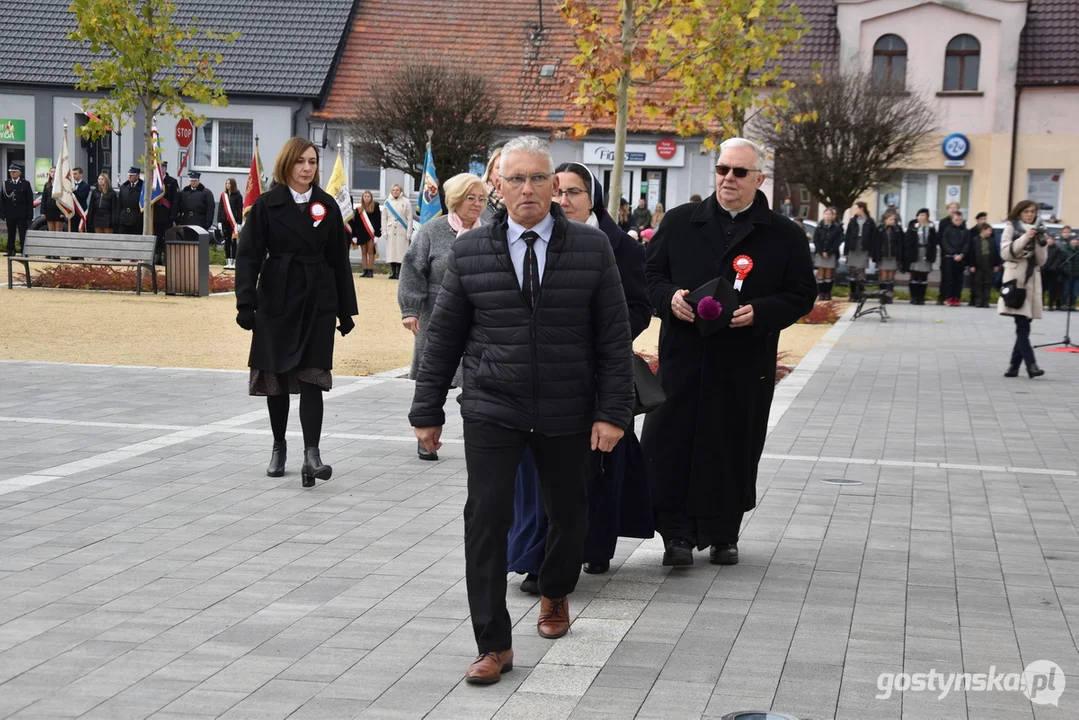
xmin=408 ymin=203 xmax=635 ymax=435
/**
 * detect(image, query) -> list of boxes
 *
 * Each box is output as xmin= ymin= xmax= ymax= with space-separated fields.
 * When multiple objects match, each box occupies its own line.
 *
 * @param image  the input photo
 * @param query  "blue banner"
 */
xmin=419 ymin=142 xmax=443 ymax=225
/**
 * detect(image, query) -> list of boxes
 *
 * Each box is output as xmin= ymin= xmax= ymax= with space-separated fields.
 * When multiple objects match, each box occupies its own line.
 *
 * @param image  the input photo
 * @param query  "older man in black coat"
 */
xmin=410 ymin=135 xmax=634 ymax=685
xmin=641 ymin=137 xmax=816 ymax=568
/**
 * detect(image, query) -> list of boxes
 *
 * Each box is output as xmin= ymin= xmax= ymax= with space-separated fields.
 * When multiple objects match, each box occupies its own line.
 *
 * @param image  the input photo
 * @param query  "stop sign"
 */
xmin=656 ymin=138 xmax=677 ymax=160
xmin=175 ymin=118 xmax=194 ymax=148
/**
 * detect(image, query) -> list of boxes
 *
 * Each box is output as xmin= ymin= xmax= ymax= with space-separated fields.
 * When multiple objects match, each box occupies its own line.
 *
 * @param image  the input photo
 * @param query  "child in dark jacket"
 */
xmin=940 ymin=212 xmax=970 ymax=306
xmin=967 ymin=223 xmax=1000 ymax=307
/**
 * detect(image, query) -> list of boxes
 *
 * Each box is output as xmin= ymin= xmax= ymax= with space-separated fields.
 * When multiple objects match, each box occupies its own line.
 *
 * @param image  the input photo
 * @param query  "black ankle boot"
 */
xmin=825 ymin=281 xmax=833 ymax=300
xmin=267 ymin=440 xmax=286 ymax=477
xmin=1027 ymin=363 xmax=1045 ymax=378
xmin=1004 ymin=364 xmax=1020 ymax=377
xmin=301 ymin=447 xmax=332 ymax=488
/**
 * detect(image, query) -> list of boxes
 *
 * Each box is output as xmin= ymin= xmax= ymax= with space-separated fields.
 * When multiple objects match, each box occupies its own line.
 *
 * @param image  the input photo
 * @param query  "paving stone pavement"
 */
xmin=0 ymin=302 xmax=1077 ymax=719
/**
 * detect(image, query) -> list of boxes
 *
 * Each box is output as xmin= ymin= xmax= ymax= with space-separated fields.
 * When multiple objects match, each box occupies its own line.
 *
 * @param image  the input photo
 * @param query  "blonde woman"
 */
xmin=481 ymin=144 xmax=504 ymax=222
xmin=650 ymin=202 xmax=665 ymax=230
xmin=381 ymin=183 xmax=412 ymax=279
xmin=355 ymin=190 xmax=381 ymax=277
xmin=398 ymin=173 xmax=484 ymax=459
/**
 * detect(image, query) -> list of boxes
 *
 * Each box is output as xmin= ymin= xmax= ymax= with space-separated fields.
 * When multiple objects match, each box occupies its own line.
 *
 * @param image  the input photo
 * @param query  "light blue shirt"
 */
xmin=506 ymin=212 xmax=554 ymax=289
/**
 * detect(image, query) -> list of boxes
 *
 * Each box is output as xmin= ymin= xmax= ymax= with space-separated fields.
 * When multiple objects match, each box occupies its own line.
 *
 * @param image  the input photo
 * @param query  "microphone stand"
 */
xmin=1034 ymin=240 xmax=1076 ymax=350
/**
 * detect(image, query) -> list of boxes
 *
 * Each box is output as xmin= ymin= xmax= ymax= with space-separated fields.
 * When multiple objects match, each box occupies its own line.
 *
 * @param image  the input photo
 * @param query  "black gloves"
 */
xmin=338 ymin=316 xmax=355 ymax=337
xmin=236 ymin=308 xmax=255 ymax=330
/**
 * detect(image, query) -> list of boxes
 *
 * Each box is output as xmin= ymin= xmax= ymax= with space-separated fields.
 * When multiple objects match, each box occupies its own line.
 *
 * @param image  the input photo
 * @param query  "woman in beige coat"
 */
xmin=999 ymin=199 xmax=1049 ymax=378
xmin=382 ymin=183 xmax=413 ymax=279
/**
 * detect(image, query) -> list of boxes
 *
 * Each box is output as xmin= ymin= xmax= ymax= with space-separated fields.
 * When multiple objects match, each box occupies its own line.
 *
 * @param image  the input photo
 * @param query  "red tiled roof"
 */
xmin=317 ymin=0 xmax=839 ymax=131
xmin=1018 ymin=0 xmax=1079 ymax=86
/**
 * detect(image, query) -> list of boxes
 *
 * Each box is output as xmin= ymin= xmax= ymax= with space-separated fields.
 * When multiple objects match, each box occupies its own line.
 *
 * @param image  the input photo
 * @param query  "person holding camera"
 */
xmin=999 ymin=200 xmax=1048 ymax=378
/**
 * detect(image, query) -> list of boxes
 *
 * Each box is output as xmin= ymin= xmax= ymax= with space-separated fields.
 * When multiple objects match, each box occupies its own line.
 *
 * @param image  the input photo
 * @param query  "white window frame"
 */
xmin=192 ymin=118 xmax=253 ymax=172
xmin=346 ymin=144 xmax=385 ymax=198
xmin=1027 ymin=169 xmax=1064 ymax=221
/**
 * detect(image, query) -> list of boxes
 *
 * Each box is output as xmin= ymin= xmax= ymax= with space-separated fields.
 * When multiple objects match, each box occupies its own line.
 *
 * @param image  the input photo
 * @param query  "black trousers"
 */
xmin=943 ymin=257 xmax=966 ymax=300
xmin=5 ymin=218 xmax=27 ymax=255
xmin=970 ymin=266 xmax=993 ymax=306
xmin=463 ymin=420 xmax=591 ymax=653
xmin=1010 ymin=315 xmax=1037 ymax=368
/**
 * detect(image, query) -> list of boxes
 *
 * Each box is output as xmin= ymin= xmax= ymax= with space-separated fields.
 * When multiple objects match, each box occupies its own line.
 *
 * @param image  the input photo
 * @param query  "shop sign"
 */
xmin=0 ymin=119 xmax=26 ymax=143
xmin=584 ymin=141 xmax=685 ymax=167
xmin=942 ymin=133 xmax=970 ymax=161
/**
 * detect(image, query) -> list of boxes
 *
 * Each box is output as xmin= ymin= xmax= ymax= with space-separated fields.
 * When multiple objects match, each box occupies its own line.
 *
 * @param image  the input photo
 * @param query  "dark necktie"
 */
xmin=521 ymin=230 xmax=540 ymax=310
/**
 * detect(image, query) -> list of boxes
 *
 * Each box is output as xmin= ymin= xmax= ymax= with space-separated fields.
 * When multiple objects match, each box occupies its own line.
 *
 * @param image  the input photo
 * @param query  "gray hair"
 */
xmin=719 ymin=137 xmax=767 ymax=171
xmin=499 ymin=135 xmax=554 ymax=174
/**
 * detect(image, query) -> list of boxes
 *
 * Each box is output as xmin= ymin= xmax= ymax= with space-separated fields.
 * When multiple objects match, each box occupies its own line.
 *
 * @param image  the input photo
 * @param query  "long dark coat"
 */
xmin=235 ymin=184 xmax=358 ymax=374
xmin=640 ymin=191 xmax=816 ymax=530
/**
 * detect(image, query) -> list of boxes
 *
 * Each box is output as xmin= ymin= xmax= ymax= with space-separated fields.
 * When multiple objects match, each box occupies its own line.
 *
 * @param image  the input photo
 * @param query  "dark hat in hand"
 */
xmin=686 ymin=276 xmax=739 ymax=337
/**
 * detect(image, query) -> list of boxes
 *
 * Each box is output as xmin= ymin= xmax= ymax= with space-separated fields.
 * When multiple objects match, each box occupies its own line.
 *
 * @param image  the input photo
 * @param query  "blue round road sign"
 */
xmin=942 ymin=133 xmax=970 ymax=161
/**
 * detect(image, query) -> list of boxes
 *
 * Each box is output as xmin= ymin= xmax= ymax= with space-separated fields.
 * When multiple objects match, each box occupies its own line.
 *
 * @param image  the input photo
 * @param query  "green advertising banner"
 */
xmin=0 ymin=119 xmax=26 ymax=143
xmin=35 ymin=158 xmax=51 ymax=192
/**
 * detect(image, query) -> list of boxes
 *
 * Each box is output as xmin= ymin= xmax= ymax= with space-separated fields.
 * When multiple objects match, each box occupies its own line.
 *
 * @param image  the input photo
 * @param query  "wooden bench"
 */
xmin=7 ymin=230 xmax=158 ymax=295
xmin=853 ymin=285 xmax=891 ymax=322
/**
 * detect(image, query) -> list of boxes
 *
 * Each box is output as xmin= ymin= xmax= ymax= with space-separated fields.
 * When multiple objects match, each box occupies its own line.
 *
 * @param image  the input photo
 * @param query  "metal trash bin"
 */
xmin=164 ymin=225 xmax=211 ymax=296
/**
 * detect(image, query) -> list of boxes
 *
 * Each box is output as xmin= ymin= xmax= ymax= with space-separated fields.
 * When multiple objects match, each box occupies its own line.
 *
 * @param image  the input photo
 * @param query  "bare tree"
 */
xmin=759 ymin=70 xmax=937 ymax=217
xmin=345 ymin=60 xmax=501 ymax=190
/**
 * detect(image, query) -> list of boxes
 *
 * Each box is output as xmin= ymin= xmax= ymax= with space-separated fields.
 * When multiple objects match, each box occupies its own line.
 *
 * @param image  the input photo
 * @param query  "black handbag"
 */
xmin=633 ymin=354 xmax=665 ymax=414
xmin=1000 ymin=279 xmax=1025 ymax=309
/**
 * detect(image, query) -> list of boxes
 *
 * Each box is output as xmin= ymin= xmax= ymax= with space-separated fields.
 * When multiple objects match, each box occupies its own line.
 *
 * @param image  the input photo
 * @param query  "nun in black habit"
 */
xmin=506 ymin=163 xmax=654 ymax=590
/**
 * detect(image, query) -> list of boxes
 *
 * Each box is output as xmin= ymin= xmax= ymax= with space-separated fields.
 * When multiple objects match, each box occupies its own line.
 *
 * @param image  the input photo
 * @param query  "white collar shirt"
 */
xmin=506 ymin=212 xmax=555 ymax=289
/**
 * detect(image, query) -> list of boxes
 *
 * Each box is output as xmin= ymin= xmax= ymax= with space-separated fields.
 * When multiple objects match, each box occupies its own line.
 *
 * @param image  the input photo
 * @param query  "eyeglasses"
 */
xmin=501 ymin=173 xmax=552 ymax=188
xmin=555 ymin=188 xmax=587 ymax=199
xmin=465 ymin=194 xmax=486 ymax=203
xmin=715 ymin=165 xmax=759 ymax=178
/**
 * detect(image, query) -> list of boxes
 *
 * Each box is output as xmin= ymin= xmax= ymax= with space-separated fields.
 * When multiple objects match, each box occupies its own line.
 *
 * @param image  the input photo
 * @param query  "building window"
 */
xmin=944 ymin=35 xmax=980 ymax=91
xmin=872 ymin=34 xmax=907 ymax=89
xmin=193 ymin=119 xmax=253 ymax=169
xmin=351 ymin=150 xmax=381 ymax=192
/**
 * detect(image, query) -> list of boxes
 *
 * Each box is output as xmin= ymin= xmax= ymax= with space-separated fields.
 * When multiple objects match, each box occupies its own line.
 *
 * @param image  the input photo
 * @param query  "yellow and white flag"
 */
xmin=325 ymin=150 xmax=354 ymax=231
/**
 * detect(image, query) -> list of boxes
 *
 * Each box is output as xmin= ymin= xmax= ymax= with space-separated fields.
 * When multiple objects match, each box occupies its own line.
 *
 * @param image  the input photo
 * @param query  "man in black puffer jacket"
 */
xmin=410 ymin=136 xmax=634 ymax=686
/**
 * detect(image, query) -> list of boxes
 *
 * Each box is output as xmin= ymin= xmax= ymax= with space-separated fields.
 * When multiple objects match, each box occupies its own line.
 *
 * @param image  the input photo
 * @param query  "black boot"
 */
xmin=1027 ymin=363 xmax=1045 ymax=378
xmin=301 ymin=447 xmax=332 ymax=488
xmin=266 ymin=440 xmax=286 ymax=477
xmin=851 ymin=281 xmax=862 ymax=302
xmin=825 ymin=280 xmax=833 ymax=300
xmin=1004 ymin=364 xmax=1020 ymax=377
xmin=816 ymin=281 xmax=825 ymax=301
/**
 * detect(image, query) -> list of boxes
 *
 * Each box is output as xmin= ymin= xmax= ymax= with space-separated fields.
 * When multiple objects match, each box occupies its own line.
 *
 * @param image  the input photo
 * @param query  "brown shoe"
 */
xmin=537 ymin=595 xmax=570 ymax=639
xmin=465 ymin=649 xmax=514 ymax=685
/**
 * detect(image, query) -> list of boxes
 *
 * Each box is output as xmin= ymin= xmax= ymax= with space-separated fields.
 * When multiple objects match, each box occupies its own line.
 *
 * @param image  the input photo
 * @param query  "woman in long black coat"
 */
xmin=507 ymin=162 xmax=653 ymax=589
xmin=235 ymin=137 xmax=358 ymax=488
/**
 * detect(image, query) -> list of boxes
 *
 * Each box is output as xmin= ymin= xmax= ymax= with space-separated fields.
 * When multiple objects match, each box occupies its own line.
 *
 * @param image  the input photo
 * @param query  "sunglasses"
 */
xmin=715 ymin=165 xmax=759 ymax=178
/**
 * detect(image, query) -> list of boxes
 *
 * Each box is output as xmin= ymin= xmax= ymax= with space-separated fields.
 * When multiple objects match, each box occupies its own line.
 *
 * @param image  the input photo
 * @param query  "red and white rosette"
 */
xmin=732 ymin=254 xmax=753 ymax=291
xmin=310 ymin=202 xmax=327 ymax=228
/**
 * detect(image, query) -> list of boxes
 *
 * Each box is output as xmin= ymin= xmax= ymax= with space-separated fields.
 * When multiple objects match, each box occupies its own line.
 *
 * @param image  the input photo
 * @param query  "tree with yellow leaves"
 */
xmin=68 ymin=0 xmax=238 ymax=235
xmin=561 ymin=0 xmax=808 ymax=215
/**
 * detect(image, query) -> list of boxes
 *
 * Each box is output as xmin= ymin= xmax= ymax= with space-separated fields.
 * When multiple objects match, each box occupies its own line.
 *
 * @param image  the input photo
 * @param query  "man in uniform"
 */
xmin=117 ymin=167 xmax=144 ymax=234
xmin=1 ymin=165 xmax=35 ymax=255
xmin=641 ymin=137 xmax=816 ymax=568
xmin=152 ymin=161 xmax=180 ymax=264
xmin=178 ymin=171 xmax=215 ymax=229
xmin=71 ymin=167 xmax=91 ymax=232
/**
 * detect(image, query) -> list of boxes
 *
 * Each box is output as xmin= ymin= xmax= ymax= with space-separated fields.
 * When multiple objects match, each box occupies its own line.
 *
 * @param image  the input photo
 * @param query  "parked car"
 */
xmin=802 ymin=218 xmax=877 ymax=285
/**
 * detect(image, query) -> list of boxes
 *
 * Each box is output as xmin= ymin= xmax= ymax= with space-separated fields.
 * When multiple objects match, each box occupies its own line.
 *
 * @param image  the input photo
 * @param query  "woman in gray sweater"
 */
xmin=398 ymin=172 xmax=486 ymax=459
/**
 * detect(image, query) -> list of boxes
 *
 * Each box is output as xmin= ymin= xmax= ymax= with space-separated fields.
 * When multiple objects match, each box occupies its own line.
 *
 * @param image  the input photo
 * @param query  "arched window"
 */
xmin=872 ymin=34 xmax=907 ymax=89
xmin=944 ymin=35 xmax=980 ymax=91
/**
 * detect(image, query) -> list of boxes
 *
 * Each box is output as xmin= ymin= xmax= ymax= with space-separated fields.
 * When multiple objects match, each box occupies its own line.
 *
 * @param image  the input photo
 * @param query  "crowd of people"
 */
xmin=230 ymin=132 xmax=816 ymax=685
